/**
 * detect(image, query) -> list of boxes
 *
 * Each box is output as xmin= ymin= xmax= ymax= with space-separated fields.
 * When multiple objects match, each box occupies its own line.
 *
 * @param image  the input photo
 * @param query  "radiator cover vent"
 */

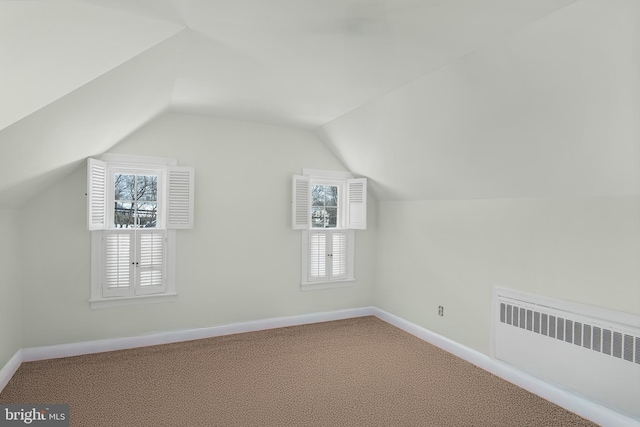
xmin=492 ymin=287 xmax=640 ymax=420
xmin=500 ymin=302 xmax=639 ymax=364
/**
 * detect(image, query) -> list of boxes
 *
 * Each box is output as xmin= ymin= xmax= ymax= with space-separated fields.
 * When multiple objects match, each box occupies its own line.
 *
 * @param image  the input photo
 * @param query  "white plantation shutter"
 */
xmin=167 ymin=166 xmax=194 ymax=229
xmin=292 ymin=175 xmax=310 ymax=229
xmin=87 ymin=158 xmax=107 ymax=230
xmin=346 ymin=178 xmax=367 ymax=229
xmin=306 ymin=230 xmax=350 ymax=283
xmin=102 ymin=230 xmax=166 ymax=297
xmin=103 ymin=231 xmax=133 ymax=297
xmin=331 ymin=231 xmax=348 ymax=279
xmin=136 ymin=230 xmax=166 ymax=295
xmin=308 ymin=231 xmax=327 ymax=281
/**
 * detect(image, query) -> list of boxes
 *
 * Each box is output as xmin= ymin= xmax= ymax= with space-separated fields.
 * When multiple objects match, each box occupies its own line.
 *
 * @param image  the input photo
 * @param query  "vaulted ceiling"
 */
xmin=1 ymin=0 xmax=638 ymax=205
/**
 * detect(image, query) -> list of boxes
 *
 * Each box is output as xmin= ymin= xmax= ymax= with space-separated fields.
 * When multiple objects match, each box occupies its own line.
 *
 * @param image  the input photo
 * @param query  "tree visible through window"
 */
xmin=311 ymin=184 xmax=338 ymax=228
xmin=114 ymin=174 xmax=158 ymax=228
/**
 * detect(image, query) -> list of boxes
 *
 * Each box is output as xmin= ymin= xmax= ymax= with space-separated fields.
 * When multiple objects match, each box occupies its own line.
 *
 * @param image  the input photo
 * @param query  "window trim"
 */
xmin=88 ymin=292 xmax=178 ymax=310
xmin=100 ymin=153 xmax=177 ymax=167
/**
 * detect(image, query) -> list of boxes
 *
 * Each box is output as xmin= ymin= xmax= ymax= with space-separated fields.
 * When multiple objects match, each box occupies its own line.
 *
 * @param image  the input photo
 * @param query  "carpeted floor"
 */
xmin=1 ymin=316 xmax=598 ymax=426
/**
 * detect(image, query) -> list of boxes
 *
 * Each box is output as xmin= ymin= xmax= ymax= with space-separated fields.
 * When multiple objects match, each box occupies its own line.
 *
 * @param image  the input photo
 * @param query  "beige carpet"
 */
xmin=1 ymin=316 xmax=597 ymax=426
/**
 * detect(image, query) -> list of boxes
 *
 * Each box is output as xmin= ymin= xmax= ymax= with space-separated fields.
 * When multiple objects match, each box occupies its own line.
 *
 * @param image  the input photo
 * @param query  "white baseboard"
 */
xmin=21 ymin=307 xmax=377 ymax=363
xmin=0 ymin=350 xmax=22 ymax=393
xmin=3 ymin=305 xmax=638 ymax=427
xmin=372 ymin=307 xmax=640 ymax=427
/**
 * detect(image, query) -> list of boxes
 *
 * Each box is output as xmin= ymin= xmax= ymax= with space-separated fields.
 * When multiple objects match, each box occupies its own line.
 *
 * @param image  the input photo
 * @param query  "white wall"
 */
xmin=0 ymin=209 xmax=21 ymax=367
xmin=374 ymin=197 xmax=640 ymax=355
xmin=317 ymin=0 xmax=640 ymax=358
xmin=319 ymin=0 xmax=640 ymax=201
xmin=20 ymin=113 xmax=376 ymax=348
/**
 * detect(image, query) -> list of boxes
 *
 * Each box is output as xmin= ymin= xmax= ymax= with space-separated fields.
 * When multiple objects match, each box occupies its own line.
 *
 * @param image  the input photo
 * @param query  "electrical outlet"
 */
xmin=438 ymin=306 xmax=444 ymax=316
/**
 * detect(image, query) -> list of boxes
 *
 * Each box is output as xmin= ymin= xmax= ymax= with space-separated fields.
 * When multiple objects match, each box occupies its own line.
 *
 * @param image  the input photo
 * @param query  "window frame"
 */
xmin=88 ymin=154 xmax=192 ymax=309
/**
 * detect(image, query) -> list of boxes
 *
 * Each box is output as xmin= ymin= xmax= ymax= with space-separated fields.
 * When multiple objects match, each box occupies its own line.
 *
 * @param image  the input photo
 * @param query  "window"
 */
xmin=311 ymin=183 xmax=338 ymax=228
xmin=113 ymin=172 xmax=158 ymax=228
xmin=87 ymin=154 xmax=194 ymax=308
xmin=292 ymin=169 xmax=366 ymax=289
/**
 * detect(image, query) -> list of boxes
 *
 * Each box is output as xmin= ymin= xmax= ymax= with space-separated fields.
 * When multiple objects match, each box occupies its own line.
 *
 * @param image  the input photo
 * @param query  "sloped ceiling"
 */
xmin=0 ymin=0 xmax=184 ymax=131
xmin=1 ymin=0 xmax=637 ymax=206
xmin=319 ymin=0 xmax=640 ymax=200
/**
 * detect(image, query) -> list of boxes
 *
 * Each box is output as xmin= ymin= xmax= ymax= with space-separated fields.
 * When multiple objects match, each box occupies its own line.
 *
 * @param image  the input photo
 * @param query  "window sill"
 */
xmin=89 ymin=292 xmax=178 ymax=309
xmin=301 ymin=280 xmax=355 ymax=292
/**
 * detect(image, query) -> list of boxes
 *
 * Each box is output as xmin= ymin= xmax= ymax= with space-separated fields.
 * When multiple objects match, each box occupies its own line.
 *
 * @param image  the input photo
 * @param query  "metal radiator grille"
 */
xmin=500 ymin=302 xmax=639 ymax=364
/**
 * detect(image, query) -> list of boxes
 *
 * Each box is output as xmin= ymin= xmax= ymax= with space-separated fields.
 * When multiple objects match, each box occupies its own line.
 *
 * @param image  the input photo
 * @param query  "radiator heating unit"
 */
xmin=492 ymin=287 xmax=640 ymax=420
